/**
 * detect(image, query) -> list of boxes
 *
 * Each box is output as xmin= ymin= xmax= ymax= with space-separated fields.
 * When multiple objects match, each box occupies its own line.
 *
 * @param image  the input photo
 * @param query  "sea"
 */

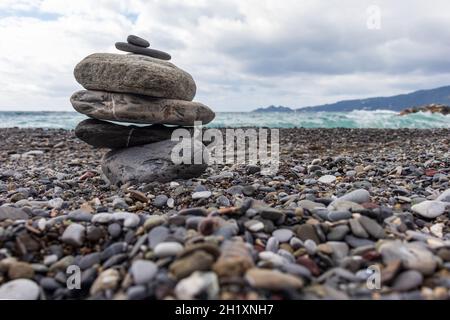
xmin=0 ymin=110 xmax=449 ymax=129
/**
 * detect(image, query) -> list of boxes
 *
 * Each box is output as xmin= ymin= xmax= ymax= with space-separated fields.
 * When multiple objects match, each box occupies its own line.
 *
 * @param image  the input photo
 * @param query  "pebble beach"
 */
xmin=1 ymin=127 xmax=449 ymax=300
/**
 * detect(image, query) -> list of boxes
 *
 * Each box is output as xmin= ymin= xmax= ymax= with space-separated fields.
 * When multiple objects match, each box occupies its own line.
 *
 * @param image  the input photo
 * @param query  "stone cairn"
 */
xmin=70 ymin=35 xmax=215 ymax=184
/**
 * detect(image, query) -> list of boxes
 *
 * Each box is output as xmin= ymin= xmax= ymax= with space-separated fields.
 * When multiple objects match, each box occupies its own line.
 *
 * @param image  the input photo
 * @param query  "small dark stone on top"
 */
xmin=115 ymin=42 xmax=171 ymax=61
xmin=127 ymin=35 xmax=150 ymax=48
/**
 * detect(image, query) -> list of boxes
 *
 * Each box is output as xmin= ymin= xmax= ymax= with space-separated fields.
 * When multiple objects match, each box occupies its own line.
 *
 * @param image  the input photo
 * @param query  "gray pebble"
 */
xmin=130 ymin=260 xmax=158 ymax=285
xmin=127 ymin=35 xmax=150 ymax=48
xmin=272 ymin=229 xmax=294 ymax=243
xmin=61 ymin=223 xmax=85 ymax=247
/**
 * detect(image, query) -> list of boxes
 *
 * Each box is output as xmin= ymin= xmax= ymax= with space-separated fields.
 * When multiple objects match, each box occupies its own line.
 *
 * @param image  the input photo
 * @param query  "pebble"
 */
xmin=0 ymin=279 xmax=40 ymax=300
xmin=216 ymin=195 xmax=230 ymax=207
xmin=358 ymin=216 xmax=386 ymax=239
xmin=304 ymin=239 xmax=317 ymax=255
xmin=318 ymin=175 xmax=337 ymax=184
xmin=244 ymin=220 xmax=265 ymax=232
xmin=297 ymin=200 xmax=325 ymax=211
xmin=90 ymin=268 xmax=120 ymax=295
xmin=245 ymin=268 xmax=303 ymax=290
xmin=8 ymin=261 xmax=35 ymax=279
xmin=328 ymin=210 xmax=352 ymax=221
xmin=79 ymin=252 xmax=101 ymax=270
xmin=272 ymin=229 xmax=294 ymax=242
xmin=379 ymin=241 xmax=437 ymax=275
xmin=148 ymin=226 xmax=170 ymax=249
xmin=175 ymin=271 xmax=219 ymax=300
xmin=127 ymin=35 xmax=150 ymax=48
xmin=192 ymin=191 xmax=212 ymax=200
xmin=108 ymin=223 xmax=122 ymax=238
xmin=112 ymin=197 xmax=129 ymax=210
xmin=154 ymin=242 xmax=184 ymax=257
xmin=259 ymin=251 xmax=288 ymax=267
xmin=392 ymin=270 xmax=423 ymax=291
xmin=411 ymin=200 xmax=446 ymax=219
xmin=153 ymin=195 xmax=168 ymax=208
xmin=130 ymin=260 xmax=158 ymax=285
xmin=327 ymin=225 xmax=350 ymax=241
xmin=259 ymin=208 xmax=284 ymax=221
xmin=349 ymin=219 xmax=369 ymax=238
xmin=115 ymin=42 xmax=171 ymax=60
xmin=127 ymin=285 xmax=148 ymax=300
xmin=0 ymin=206 xmax=29 ymax=221
xmin=61 ymin=223 xmax=86 ymax=247
xmin=112 ymin=211 xmax=140 ymax=228
xmin=143 ymin=215 xmax=166 ymax=231
xmin=436 ymin=189 xmax=450 ymax=202
xmin=170 ymin=251 xmax=215 ymax=280
xmin=327 ymin=241 xmax=349 ymax=261
xmin=266 ymin=237 xmax=279 ymax=252
xmin=336 ymin=189 xmax=370 ymax=204
xmin=296 ymin=224 xmax=320 ymax=244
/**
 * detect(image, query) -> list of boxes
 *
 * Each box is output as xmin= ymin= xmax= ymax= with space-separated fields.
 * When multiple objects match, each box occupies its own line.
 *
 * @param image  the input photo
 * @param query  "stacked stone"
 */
xmin=70 ymin=35 xmax=215 ymax=184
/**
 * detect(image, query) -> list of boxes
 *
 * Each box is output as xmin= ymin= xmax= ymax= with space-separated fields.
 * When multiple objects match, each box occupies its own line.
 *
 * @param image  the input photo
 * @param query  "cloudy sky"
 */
xmin=1 ymin=0 xmax=450 ymax=112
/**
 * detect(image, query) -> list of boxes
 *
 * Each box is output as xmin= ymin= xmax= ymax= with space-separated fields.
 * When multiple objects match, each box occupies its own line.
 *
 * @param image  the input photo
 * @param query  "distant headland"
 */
xmin=252 ymin=85 xmax=450 ymax=113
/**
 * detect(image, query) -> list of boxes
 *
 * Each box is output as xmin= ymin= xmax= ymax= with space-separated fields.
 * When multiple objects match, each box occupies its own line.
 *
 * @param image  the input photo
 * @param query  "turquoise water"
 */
xmin=0 ymin=110 xmax=449 ymax=129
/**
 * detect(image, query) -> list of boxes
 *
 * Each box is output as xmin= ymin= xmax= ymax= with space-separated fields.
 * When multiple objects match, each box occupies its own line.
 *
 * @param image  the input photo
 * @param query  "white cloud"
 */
xmin=1 ymin=0 xmax=450 ymax=111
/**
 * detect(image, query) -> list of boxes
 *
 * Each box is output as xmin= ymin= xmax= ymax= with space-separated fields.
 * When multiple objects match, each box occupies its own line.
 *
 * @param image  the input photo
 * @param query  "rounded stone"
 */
xmin=71 ymin=90 xmax=215 ymax=126
xmin=392 ymin=270 xmax=423 ymax=291
xmin=379 ymin=241 xmax=437 ymax=275
xmin=130 ymin=260 xmax=158 ymax=285
xmin=0 ymin=279 xmax=40 ymax=300
xmin=74 ymin=53 xmax=195 ymax=100
xmin=75 ymin=119 xmax=178 ymax=149
xmin=61 ymin=223 xmax=85 ymax=247
xmin=337 ymin=189 xmax=370 ymax=204
xmin=328 ymin=210 xmax=352 ymax=221
xmin=245 ymin=268 xmax=303 ymax=290
xmin=318 ymin=175 xmax=337 ymax=184
xmin=127 ymin=35 xmax=150 ymax=48
xmin=154 ymin=242 xmax=184 ymax=257
xmin=192 ymin=191 xmax=212 ymax=200
xmin=102 ymin=139 xmax=208 ymax=184
xmin=411 ymin=200 xmax=446 ymax=219
xmin=153 ymin=195 xmax=169 ymax=208
xmin=272 ymin=229 xmax=294 ymax=243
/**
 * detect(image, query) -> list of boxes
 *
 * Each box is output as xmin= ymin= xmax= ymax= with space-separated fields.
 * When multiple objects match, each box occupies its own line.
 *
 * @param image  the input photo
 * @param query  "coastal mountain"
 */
xmin=252 ymin=85 xmax=450 ymax=112
xmin=252 ymin=105 xmax=294 ymax=112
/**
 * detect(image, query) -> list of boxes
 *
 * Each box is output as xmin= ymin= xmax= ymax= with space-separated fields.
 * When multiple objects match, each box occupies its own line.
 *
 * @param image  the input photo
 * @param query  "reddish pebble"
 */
xmin=79 ymin=171 xmax=96 ymax=181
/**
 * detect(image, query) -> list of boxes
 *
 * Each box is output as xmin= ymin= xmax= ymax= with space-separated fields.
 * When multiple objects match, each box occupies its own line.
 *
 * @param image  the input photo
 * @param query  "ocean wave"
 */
xmin=0 ymin=110 xmax=449 ymax=129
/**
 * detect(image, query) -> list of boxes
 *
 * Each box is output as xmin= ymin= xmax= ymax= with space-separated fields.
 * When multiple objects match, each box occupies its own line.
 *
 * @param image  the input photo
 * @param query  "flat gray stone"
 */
xmin=61 ymin=223 xmax=86 ymax=247
xmin=71 ymin=90 xmax=215 ymax=126
xmin=127 ymin=35 xmax=150 ymax=48
xmin=116 ymin=42 xmax=171 ymax=60
xmin=358 ymin=216 xmax=385 ymax=239
xmin=392 ymin=270 xmax=423 ymax=291
xmin=411 ymin=200 xmax=446 ymax=219
xmin=336 ymin=189 xmax=370 ymax=204
xmin=349 ymin=218 xmax=369 ymax=238
xmin=0 ymin=206 xmax=29 ymax=221
xmin=436 ymin=189 xmax=450 ymax=202
xmin=74 ymin=53 xmax=195 ymax=100
xmin=102 ymin=139 xmax=208 ymax=184
xmin=75 ymin=119 xmax=179 ymax=148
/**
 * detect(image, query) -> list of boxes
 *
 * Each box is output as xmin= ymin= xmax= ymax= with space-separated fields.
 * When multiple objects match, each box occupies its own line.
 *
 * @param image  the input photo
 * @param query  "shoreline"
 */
xmin=1 ymin=127 xmax=449 ymax=300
